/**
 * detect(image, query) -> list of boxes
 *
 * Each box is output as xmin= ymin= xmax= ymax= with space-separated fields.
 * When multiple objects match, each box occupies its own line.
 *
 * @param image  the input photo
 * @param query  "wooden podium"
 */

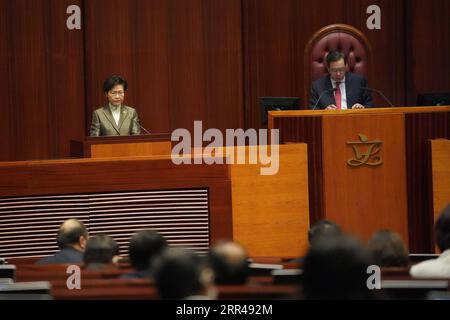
xmin=70 ymin=133 xmax=172 ymax=158
xmin=269 ymin=106 xmax=450 ymax=252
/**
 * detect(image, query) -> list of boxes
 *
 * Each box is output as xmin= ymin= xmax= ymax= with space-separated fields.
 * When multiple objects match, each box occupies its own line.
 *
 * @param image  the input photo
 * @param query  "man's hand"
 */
xmin=352 ymin=103 xmax=365 ymax=109
xmin=325 ymin=104 xmax=337 ymax=110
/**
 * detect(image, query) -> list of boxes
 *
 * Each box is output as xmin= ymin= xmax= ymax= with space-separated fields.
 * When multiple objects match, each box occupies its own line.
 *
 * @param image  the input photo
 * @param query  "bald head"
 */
xmin=213 ymin=241 xmax=248 ymax=264
xmin=209 ymin=240 xmax=249 ymax=284
xmin=57 ymin=219 xmax=88 ymax=251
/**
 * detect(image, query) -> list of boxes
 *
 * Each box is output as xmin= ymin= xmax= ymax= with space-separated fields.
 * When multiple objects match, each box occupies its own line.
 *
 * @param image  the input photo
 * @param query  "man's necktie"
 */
xmin=335 ymin=82 xmax=342 ymax=109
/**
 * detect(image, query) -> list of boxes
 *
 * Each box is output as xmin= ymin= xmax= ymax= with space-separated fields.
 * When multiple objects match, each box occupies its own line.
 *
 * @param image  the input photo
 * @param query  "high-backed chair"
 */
xmin=304 ymin=24 xmax=372 ymax=104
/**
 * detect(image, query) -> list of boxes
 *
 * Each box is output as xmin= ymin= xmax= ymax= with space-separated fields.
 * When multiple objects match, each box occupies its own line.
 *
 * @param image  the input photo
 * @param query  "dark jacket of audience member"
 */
xmin=36 ymin=219 xmax=88 ymax=265
xmin=301 ymin=235 xmax=375 ymax=300
xmin=208 ymin=240 xmax=249 ymax=285
xmin=154 ymin=248 xmax=217 ymax=300
xmin=368 ymin=230 xmax=409 ymax=268
xmin=83 ymin=234 xmax=119 ymax=271
xmin=122 ymin=230 xmax=168 ymax=279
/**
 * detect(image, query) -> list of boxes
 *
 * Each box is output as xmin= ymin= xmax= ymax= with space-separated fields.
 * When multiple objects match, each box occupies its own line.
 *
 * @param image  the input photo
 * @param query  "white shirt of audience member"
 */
xmin=410 ymin=249 xmax=450 ymax=278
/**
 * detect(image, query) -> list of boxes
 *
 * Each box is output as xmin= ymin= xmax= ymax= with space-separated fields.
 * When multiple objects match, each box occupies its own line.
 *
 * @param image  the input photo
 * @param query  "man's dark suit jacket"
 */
xmin=309 ymin=72 xmax=373 ymax=110
xmin=90 ymin=105 xmax=141 ymax=136
xmin=36 ymin=247 xmax=83 ymax=265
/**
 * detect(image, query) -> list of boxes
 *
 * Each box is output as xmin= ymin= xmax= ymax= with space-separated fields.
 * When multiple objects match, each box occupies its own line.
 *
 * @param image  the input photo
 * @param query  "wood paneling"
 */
xmin=272 ymin=116 xmax=324 ymax=225
xmin=0 ymin=0 xmax=85 ymax=161
xmin=230 ymin=144 xmax=310 ymax=257
xmin=429 ymin=139 xmax=450 ymax=223
xmin=405 ymin=112 xmax=450 ymax=252
xmin=322 ymin=113 xmax=408 ymax=243
xmin=0 ymin=156 xmax=233 ymax=252
xmin=406 ymin=0 xmax=450 ymax=105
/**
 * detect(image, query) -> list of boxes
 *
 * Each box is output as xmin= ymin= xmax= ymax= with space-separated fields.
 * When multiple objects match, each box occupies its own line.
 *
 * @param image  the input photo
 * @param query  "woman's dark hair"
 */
xmin=129 ymin=230 xmax=168 ymax=271
xmin=367 ymin=230 xmax=409 ymax=267
xmin=153 ymin=248 xmax=208 ymax=300
xmin=103 ymin=75 xmax=128 ymax=93
xmin=301 ymin=235 xmax=374 ymax=300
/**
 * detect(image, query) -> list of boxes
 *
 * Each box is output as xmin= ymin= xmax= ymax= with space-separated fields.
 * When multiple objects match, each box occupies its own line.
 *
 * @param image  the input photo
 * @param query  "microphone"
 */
xmin=134 ymin=119 xmax=151 ymax=134
xmin=312 ymin=88 xmax=337 ymax=110
xmin=360 ymin=87 xmax=394 ymax=108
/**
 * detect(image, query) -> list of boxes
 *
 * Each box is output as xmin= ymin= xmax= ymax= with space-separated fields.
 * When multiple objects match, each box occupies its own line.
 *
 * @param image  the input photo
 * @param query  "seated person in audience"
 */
xmin=309 ymin=51 xmax=373 ymax=110
xmin=153 ymin=248 xmax=217 ymax=300
xmin=90 ymin=75 xmax=142 ymax=136
xmin=122 ymin=230 xmax=168 ymax=279
xmin=301 ymin=235 xmax=375 ymax=300
xmin=410 ymin=204 xmax=450 ymax=278
xmin=83 ymin=235 xmax=120 ymax=271
xmin=368 ymin=230 xmax=409 ymax=268
xmin=36 ymin=219 xmax=88 ymax=265
xmin=308 ymin=219 xmax=343 ymax=247
xmin=208 ymin=240 xmax=249 ymax=285
xmin=289 ymin=219 xmax=343 ymax=263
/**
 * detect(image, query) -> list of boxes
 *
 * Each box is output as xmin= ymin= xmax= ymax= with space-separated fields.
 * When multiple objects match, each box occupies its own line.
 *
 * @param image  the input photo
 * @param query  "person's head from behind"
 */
xmin=368 ymin=229 xmax=409 ymax=267
xmin=435 ymin=204 xmax=450 ymax=253
xmin=154 ymin=248 xmax=217 ymax=300
xmin=308 ymin=219 xmax=342 ymax=247
xmin=129 ymin=230 xmax=168 ymax=272
xmin=83 ymin=234 xmax=119 ymax=269
xmin=57 ymin=219 xmax=88 ymax=252
xmin=326 ymin=51 xmax=348 ymax=82
xmin=104 ymin=75 xmax=127 ymax=107
xmin=208 ymin=240 xmax=249 ymax=285
xmin=301 ymin=235 xmax=373 ymax=300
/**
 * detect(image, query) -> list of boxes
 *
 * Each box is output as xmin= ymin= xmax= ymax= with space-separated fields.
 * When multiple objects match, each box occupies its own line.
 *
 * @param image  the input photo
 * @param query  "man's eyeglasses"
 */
xmin=108 ymin=91 xmax=125 ymax=96
xmin=329 ymin=68 xmax=346 ymax=74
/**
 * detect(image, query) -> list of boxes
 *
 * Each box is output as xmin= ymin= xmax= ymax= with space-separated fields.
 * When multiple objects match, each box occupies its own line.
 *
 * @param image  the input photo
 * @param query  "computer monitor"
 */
xmin=416 ymin=92 xmax=450 ymax=106
xmin=260 ymin=97 xmax=300 ymax=126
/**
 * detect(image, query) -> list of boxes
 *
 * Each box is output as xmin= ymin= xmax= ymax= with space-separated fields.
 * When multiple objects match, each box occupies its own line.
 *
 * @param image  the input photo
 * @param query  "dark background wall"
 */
xmin=0 ymin=0 xmax=449 ymax=160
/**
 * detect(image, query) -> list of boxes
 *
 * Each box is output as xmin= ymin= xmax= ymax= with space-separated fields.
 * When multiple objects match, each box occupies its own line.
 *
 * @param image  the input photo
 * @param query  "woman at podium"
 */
xmin=90 ymin=75 xmax=142 ymax=136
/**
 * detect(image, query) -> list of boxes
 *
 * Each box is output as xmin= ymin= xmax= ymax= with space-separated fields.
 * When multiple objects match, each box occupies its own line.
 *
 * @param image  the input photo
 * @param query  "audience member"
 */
xmin=301 ymin=235 xmax=375 ymax=299
xmin=368 ymin=230 xmax=409 ymax=267
xmin=36 ymin=219 xmax=88 ymax=265
xmin=154 ymin=248 xmax=217 ymax=300
xmin=83 ymin=234 xmax=120 ymax=271
xmin=410 ymin=204 xmax=450 ymax=278
xmin=122 ymin=230 xmax=168 ymax=279
xmin=208 ymin=240 xmax=249 ymax=285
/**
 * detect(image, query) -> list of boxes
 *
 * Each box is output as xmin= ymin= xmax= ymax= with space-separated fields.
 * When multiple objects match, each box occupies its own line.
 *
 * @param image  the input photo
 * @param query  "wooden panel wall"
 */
xmin=0 ymin=0 xmax=85 ymax=161
xmin=0 ymin=0 xmax=449 ymax=160
xmin=406 ymin=0 xmax=450 ymax=105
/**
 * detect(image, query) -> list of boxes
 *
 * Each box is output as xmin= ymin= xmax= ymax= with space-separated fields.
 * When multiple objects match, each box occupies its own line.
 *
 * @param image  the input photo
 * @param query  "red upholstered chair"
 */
xmin=304 ymin=24 xmax=372 ymax=104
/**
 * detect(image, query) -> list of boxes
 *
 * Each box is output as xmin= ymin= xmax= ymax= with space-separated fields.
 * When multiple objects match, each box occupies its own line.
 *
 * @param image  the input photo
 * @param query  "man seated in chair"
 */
xmin=36 ymin=219 xmax=88 ymax=265
xmin=309 ymin=51 xmax=373 ymax=110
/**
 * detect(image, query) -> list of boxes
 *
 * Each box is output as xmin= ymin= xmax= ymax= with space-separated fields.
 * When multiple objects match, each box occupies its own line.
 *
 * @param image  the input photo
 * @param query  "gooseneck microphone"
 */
xmin=312 ymin=88 xmax=337 ymax=110
xmin=360 ymin=87 xmax=394 ymax=108
xmin=134 ymin=119 xmax=151 ymax=134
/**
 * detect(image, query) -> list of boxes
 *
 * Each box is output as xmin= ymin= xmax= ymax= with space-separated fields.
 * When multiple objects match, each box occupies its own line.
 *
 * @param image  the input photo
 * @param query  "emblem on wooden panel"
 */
xmin=346 ymin=134 xmax=383 ymax=167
